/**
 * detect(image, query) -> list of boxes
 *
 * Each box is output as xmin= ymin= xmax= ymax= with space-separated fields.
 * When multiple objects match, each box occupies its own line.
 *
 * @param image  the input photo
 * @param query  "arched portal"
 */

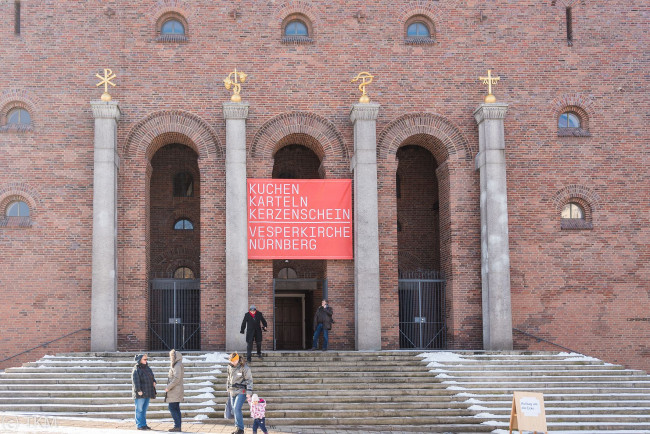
xmin=272 ymin=141 xmax=326 ymax=350
xmin=148 ymin=143 xmax=201 ymax=350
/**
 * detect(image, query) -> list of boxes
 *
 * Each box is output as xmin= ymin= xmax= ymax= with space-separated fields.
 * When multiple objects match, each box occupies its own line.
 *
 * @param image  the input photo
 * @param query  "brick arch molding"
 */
xmin=123 ymin=110 xmax=222 ymax=161
xmin=377 ymin=113 xmax=473 ymax=163
xmin=250 ymin=112 xmax=349 ymax=161
xmin=551 ymin=184 xmax=601 ymax=213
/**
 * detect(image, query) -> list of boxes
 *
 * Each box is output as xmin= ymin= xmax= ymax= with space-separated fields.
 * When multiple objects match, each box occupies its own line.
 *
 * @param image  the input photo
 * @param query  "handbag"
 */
xmin=224 ymin=396 xmax=234 ymax=420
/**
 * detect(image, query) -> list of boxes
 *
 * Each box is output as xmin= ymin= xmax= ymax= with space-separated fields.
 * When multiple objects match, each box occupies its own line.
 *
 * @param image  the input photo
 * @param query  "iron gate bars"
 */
xmin=149 ymin=279 xmax=201 ymax=350
xmin=398 ymin=273 xmax=446 ymax=349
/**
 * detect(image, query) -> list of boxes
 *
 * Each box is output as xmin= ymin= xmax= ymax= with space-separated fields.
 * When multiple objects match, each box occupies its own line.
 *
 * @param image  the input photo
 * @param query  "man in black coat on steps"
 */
xmin=240 ymin=304 xmax=268 ymax=362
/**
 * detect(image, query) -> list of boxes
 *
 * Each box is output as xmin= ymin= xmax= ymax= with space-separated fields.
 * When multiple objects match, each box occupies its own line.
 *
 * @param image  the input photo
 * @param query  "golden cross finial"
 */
xmin=95 ymin=68 xmax=117 ymax=101
xmin=479 ymin=69 xmax=500 ymax=103
xmin=223 ymin=69 xmax=248 ymax=102
xmin=351 ymin=72 xmax=374 ymax=103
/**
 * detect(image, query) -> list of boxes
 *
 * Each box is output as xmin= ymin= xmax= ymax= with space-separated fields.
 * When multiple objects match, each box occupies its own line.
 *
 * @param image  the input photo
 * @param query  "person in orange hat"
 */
xmin=226 ymin=352 xmax=253 ymax=434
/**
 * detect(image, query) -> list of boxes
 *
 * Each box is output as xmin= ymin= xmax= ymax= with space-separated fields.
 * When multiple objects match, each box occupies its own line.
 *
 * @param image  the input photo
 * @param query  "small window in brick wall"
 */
xmin=1 ymin=200 xmax=32 ymax=228
xmin=174 ymin=267 xmax=194 ymax=279
xmin=558 ymin=111 xmax=589 ymax=137
xmin=561 ymin=201 xmax=592 ymax=230
xmin=174 ymin=219 xmax=194 ymax=230
xmin=405 ymin=15 xmax=435 ymax=45
xmin=173 ymin=172 xmax=194 ymax=197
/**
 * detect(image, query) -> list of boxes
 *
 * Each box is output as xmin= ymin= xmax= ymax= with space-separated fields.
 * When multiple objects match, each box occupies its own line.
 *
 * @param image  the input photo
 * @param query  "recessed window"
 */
xmin=561 ymin=202 xmax=584 ymax=219
xmin=7 ymin=108 xmax=31 ymax=125
xmin=558 ymin=112 xmax=580 ymax=128
xmin=174 ymin=267 xmax=194 ymax=279
xmin=6 ymin=200 xmax=29 ymax=217
xmin=173 ymin=172 xmax=193 ymax=197
xmin=174 ymin=219 xmax=194 ymax=230
xmin=285 ymin=20 xmax=308 ymax=36
xmin=161 ymin=19 xmax=185 ymax=35
xmin=407 ymin=22 xmax=430 ymax=37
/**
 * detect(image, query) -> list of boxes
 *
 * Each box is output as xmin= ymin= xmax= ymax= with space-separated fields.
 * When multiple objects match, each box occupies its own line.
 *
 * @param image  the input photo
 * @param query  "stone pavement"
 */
xmin=0 ymin=414 xmax=446 ymax=434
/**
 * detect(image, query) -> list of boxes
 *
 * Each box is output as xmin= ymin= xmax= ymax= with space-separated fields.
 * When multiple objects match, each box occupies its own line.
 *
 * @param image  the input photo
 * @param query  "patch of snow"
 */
xmin=193 ymin=392 xmax=215 ymax=399
xmin=464 ymin=398 xmax=485 ymax=403
xmin=418 ymin=352 xmax=467 ymax=362
xmin=474 ymin=412 xmax=500 ymax=418
xmin=446 ymin=386 xmax=467 ymax=390
xmin=194 ymin=387 xmax=216 ymax=393
xmin=468 ymin=404 xmax=490 ymax=411
xmin=435 ymin=373 xmax=452 ymax=378
xmin=454 ymin=392 xmax=478 ymax=397
xmin=193 ymin=414 xmax=209 ymax=420
xmin=193 ymin=352 xmax=229 ymax=363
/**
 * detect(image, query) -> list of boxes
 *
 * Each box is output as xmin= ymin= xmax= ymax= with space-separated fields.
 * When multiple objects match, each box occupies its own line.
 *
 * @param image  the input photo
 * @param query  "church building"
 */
xmin=1 ymin=0 xmax=648 ymax=372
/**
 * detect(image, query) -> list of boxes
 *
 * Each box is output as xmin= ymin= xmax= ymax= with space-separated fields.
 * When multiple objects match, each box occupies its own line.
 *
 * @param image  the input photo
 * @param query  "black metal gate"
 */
xmin=149 ymin=278 xmax=201 ymax=350
xmin=398 ymin=271 xmax=446 ymax=349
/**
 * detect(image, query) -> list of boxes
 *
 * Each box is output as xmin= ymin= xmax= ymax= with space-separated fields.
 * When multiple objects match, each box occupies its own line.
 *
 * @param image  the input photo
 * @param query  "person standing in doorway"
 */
xmin=240 ymin=304 xmax=268 ymax=362
xmin=227 ymin=352 xmax=253 ymax=434
xmin=132 ymin=354 xmax=157 ymax=430
xmin=311 ymin=299 xmax=333 ymax=351
xmin=164 ymin=349 xmax=184 ymax=432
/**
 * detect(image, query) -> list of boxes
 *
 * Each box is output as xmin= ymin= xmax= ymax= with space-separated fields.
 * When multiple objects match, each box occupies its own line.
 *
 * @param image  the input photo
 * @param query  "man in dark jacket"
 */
xmin=240 ymin=305 xmax=268 ymax=362
xmin=311 ymin=299 xmax=333 ymax=351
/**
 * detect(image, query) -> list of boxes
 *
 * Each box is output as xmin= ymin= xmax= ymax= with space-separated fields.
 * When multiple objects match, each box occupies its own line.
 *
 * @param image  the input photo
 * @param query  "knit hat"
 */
xmin=251 ymin=394 xmax=259 ymax=403
xmin=134 ymin=354 xmax=144 ymax=364
xmin=229 ymin=353 xmax=240 ymax=364
xmin=249 ymin=305 xmax=256 ymax=311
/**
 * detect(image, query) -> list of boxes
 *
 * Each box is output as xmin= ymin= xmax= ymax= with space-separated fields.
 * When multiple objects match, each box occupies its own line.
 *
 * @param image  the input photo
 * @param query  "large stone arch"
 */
xmin=378 ymin=113 xmax=473 ymax=163
xmin=123 ymin=110 xmax=222 ymax=161
xmin=250 ymin=112 xmax=348 ymax=162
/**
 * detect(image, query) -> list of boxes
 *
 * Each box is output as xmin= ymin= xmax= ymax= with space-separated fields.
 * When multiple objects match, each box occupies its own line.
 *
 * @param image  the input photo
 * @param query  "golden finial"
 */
xmin=95 ymin=68 xmax=117 ymax=101
xmin=351 ymin=72 xmax=374 ymax=103
xmin=479 ymin=69 xmax=500 ymax=103
xmin=224 ymin=69 xmax=248 ymax=102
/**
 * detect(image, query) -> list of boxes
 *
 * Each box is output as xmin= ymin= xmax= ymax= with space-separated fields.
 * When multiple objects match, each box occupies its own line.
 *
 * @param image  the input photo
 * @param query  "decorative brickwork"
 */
xmin=0 ymin=89 xmax=38 ymax=132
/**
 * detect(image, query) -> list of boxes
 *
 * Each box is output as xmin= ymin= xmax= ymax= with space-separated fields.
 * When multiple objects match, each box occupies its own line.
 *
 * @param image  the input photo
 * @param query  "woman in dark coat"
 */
xmin=240 ymin=304 xmax=267 ymax=362
xmin=132 ymin=353 xmax=157 ymax=430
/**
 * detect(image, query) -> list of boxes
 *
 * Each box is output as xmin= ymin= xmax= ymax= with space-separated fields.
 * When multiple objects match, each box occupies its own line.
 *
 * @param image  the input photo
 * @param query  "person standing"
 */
xmin=226 ymin=352 xmax=253 ymax=434
xmin=164 ymin=349 xmax=184 ymax=432
xmin=311 ymin=299 xmax=333 ymax=351
xmin=132 ymin=354 xmax=157 ymax=431
xmin=240 ymin=304 xmax=268 ymax=362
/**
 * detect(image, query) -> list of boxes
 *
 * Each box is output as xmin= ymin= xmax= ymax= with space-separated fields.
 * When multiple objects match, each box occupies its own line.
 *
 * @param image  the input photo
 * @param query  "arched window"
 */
xmin=174 ymin=267 xmax=194 ymax=279
xmin=161 ymin=19 xmax=185 ymax=35
xmin=558 ymin=112 xmax=581 ymax=129
xmin=173 ymin=172 xmax=193 ymax=197
xmin=407 ymin=22 xmax=430 ymax=37
xmin=6 ymin=200 xmax=29 ymax=217
xmin=277 ymin=267 xmax=298 ymax=279
xmin=285 ymin=20 xmax=308 ymax=36
xmin=561 ymin=202 xmax=584 ymax=219
xmin=174 ymin=218 xmax=194 ymax=230
xmin=7 ymin=108 xmax=31 ymax=125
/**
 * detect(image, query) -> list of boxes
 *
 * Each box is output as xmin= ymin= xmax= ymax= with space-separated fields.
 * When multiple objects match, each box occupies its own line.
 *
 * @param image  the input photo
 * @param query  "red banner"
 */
xmin=248 ymin=179 xmax=353 ymax=259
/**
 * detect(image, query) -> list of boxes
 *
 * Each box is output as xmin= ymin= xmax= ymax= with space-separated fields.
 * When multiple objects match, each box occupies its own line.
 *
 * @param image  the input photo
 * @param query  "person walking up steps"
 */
xmin=247 ymin=393 xmax=269 ymax=434
xmin=311 ymin=299 xmax=333 ymax=351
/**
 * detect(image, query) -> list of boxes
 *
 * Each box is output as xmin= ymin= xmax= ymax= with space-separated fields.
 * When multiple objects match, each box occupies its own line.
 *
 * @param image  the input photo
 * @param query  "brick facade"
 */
xmin=1 ymin=1 xmax=648 ymax=371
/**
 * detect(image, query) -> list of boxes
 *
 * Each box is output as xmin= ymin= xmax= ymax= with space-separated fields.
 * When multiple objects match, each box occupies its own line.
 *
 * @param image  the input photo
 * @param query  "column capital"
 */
xmin=350 ymin=103 xmax=380 ymax=123
xmin=223 ymin=102 xmax=250 ymax=120
xmin=473 ymin=103 xmax=508 ymax=124
xmin=91 ymin=100 xmax=121 ymax=120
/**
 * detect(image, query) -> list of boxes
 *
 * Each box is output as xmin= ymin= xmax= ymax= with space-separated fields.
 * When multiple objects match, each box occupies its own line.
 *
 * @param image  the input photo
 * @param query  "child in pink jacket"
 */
xmin=247 ymin=394 xmax=268 ymax=434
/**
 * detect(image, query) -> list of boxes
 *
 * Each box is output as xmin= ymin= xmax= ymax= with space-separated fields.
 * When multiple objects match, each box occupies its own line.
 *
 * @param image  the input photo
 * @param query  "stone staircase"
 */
xmin=0 ymin=350 xmax=648 ymax=432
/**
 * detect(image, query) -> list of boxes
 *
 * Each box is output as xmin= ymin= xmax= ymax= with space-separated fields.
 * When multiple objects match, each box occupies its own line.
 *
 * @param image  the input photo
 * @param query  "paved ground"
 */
xmin=0 ymin=413 xmax=453 ymax=434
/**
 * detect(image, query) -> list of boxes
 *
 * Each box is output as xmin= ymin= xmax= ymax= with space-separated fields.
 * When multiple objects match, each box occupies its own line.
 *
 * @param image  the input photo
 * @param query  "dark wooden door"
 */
xmin=275 ymin=297 xmax=303 ymax=350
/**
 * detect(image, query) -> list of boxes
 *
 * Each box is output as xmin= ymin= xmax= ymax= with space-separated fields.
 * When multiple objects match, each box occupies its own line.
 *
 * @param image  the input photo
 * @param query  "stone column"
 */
xmin=223 ymin=102 xmax=250 ymax=351
xmin=474 ymin=103 xmax=513 ymax=350
xmin=350 ymin=103 xmax=382 ymax=350
xmin=90 ymin=101 xmax=121 ymax=352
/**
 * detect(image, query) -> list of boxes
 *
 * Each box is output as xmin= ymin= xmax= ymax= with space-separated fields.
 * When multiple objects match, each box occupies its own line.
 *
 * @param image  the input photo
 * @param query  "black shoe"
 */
xmin=143 ymin=427 xmax=152 ymax=431
xmin=322 ymin=348 xmax=327 ymax=351
xmin=168 ymin=428 xmax=182 ymax=432
xmin=308 ymin=347 xmax=316 ymax=351
xmin=246 ymin=358 xmax=252 ymax=363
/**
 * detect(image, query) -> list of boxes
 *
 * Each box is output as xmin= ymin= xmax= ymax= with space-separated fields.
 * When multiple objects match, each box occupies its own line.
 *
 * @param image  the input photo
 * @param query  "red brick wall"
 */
xmin=1 ymin=1 xmax=647 ymax=372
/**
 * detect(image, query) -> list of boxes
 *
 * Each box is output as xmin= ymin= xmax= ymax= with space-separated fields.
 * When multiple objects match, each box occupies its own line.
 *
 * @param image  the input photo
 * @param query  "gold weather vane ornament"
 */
xmin=351 ymin=72 xmax=374 ymax=103
xmin=479 ymin=69 xmax=500 ymax=103
xmin=223 ymin=69 xmax=248 ymax=102
xmin=95 ymin=68 xmax=117 ymax=101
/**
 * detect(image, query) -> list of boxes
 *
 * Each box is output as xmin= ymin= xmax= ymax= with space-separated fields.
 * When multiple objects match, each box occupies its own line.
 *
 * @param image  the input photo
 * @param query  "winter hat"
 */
xmin=229 ymin=353 xmax=240 ymax=364
xmin=249 ymin=305 xmax=256 ymax=311
xmin=251 ymin=394 xmax=259 ymax=403
xmin=134 ymin=354 xmax=144 ymax=364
